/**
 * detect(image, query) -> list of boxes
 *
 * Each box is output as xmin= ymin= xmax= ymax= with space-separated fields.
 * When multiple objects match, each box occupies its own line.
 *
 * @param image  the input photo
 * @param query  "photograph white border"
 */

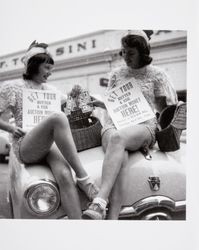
xmin=0 ymin=0 xmax=198 ymax=250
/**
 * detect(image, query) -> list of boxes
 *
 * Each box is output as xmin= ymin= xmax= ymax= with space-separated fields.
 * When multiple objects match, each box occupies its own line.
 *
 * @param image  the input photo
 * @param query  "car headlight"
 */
xmin=25 ymin=180 xmax=60 ymax=216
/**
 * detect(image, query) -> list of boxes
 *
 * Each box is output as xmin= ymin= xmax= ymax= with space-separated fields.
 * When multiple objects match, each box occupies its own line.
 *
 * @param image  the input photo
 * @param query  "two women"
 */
xmin=0 ymin=31 xmax=178 ymax=220
xmin=82 ymin=30 xmax=178 ymax=219
xmin=0 ymin=41 xmax=98 ymax=219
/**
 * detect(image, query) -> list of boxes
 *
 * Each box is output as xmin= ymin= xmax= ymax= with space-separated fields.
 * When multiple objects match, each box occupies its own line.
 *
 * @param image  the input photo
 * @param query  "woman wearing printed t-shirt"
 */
xmin=83 ymin=30 xmax=177 ymax=220
xmin=0 ymin=41 xmax=99 ymax=219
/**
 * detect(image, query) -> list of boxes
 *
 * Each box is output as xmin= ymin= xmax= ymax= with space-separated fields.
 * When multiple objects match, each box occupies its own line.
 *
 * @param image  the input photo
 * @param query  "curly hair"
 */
xmin=120 ymin=34 xmax=153 ymax=67
xmin=23 ymin=53 xmax=54 ymax=80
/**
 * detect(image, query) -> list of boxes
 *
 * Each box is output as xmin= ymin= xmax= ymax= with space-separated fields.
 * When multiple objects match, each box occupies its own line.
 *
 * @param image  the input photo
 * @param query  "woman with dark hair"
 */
xmin=82 ymin=30 xmax=177 ymax=220
xmin=119 ymin=32 xmax=152 ymax=67
xmin=0 ymin=41 xmax=99 ymax=219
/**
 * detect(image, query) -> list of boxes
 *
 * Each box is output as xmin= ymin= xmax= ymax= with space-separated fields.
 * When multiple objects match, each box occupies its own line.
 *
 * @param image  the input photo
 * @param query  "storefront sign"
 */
xmin=0 ymin=38 xmax=97 ymax=72
xmin=22 ymin=89 xmax=61 ymax=131
xmin=103 ymin=79 xmax=155 ymax=130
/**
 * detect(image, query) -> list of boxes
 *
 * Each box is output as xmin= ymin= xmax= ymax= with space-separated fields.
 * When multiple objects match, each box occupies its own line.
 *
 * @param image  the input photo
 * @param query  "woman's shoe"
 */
xmin=82 ymin=202 xmax=106 ymax=220
xmin=77 ymin=177 xmax=99 ymax=201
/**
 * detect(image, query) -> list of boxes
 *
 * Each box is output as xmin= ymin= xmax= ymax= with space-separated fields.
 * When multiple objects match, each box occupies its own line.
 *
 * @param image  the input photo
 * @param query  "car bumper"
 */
xmin=119 ymin=195 xmax=186 ymax=220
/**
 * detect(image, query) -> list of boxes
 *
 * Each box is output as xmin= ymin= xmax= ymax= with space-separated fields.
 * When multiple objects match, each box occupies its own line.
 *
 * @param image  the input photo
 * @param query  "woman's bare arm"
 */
xmin=0 ymin=116 xmax=26 ymax=138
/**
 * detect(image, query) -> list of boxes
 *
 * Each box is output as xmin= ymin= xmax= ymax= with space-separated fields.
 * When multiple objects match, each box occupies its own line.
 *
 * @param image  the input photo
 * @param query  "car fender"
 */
xmin=8 ymin=149 xmax=65 ymax=219
xmin=0 ymin=134 xmax=10 ymax=155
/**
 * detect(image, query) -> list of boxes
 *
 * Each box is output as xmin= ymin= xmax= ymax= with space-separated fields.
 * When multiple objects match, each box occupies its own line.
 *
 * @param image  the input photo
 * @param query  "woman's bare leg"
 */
xmin=20 ymin=112 xmax=98 ymax=201
xmin=83 ymin=125 xmax=152 ymax=219
xmin=102 ymin=129 xmax=129 ymax=219
xmin=20 ymin=112 xmax=87 ymax=178
xmin=46 ymin=144 xmax=82 ymax=219
xmin=97 ymin=125 xmax=152 ymax=202
xmin=107 ymin=150 xmax=129 ymax=220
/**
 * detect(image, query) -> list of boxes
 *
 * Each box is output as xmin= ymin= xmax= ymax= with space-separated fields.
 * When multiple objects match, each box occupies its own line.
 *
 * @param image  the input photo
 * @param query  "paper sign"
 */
xmin=103 ymin=79 xmax=155 ymax=130
xmin=22 ymin=89 xmax=61 ymax=131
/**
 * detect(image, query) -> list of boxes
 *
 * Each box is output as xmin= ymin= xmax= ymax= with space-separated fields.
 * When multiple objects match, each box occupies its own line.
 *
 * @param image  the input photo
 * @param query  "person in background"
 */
xmin=0 ymin=41 xmax=99 ymax=219
xmin=83 ymin=30 xmax=177 ymax=219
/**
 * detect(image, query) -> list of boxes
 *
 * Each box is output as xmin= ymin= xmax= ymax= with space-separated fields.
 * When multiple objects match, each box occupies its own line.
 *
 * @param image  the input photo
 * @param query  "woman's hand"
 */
xmin=12 ymin=127 xmax=26 ymax=138
xmin=88 ymin=96 xmax=107 ymax=109
xmin=0 ymin=118 xmax=26 ymax=138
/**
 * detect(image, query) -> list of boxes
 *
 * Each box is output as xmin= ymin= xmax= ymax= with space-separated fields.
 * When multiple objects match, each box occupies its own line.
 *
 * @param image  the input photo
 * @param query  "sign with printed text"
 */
xmin=22 ymin=89 xmax=61 ymax=131
xmin=103 ymin=79 xmax=155 ymax=130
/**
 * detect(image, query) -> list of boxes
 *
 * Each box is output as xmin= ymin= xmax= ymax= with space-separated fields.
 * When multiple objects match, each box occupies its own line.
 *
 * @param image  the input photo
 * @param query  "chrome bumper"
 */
xmin=119 ymin=196 xmax=186 ymax=218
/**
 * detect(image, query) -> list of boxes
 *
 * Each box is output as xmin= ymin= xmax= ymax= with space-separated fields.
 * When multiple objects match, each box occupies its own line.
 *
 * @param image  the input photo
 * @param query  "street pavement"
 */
xmin=0 ymin=161 xmax=12 ymax=218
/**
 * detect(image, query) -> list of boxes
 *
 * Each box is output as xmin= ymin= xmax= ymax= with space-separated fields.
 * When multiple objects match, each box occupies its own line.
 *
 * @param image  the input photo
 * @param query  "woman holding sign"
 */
xmin=83 ymin=30 xmax=178 ymax=219
xmin=0 ymin=41 xmax=98 ymax=219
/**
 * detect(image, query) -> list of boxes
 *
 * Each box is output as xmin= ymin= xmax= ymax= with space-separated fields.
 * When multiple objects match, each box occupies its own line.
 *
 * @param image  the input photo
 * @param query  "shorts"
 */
xmin=12 ymin=135 xmax=46 ymax=164
xmin=101 ymin=117 xmax=158 ymax=148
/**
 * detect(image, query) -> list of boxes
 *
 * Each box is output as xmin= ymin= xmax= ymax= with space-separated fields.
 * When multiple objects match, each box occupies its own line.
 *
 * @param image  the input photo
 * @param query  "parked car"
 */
xmin=0 ymin=130 xmax=10 ymax=163
xmin=0 ymin=112 xmax=13 ymax=163
xmin=7 ymin=129 xmax=186 ymax=220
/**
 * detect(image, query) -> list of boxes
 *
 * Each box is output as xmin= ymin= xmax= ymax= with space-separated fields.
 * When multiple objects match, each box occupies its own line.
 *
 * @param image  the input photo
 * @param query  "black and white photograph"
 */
xmin=0 ymin=29 xmax=187 ymax=220
xmin=0 ymin=0 xmax=198 ymax=250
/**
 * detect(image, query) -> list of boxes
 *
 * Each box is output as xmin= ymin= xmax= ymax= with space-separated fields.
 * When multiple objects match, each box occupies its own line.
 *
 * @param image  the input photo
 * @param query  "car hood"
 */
xmin=78 ymin=143 xmax=186 ymax=206
xmin=9 ymin=141 xmax=186 ymax=213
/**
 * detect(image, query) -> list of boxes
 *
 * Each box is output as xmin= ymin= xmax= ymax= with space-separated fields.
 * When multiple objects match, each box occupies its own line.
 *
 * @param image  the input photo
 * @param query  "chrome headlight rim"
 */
xmin=24 ymin=179 xmax=60 ymax=216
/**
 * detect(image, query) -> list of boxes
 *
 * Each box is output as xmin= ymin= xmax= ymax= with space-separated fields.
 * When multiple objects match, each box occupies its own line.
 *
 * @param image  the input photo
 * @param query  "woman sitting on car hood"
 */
xmin=82 ymin=30 xmax=178 ymax=220
xmin=0 ymin=41 xmax=99 ymax=219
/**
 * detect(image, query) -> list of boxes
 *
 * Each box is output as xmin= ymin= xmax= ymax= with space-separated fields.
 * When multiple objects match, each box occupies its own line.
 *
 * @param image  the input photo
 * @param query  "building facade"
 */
xmin=0 ymin=30 xmax=187 ymax=96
